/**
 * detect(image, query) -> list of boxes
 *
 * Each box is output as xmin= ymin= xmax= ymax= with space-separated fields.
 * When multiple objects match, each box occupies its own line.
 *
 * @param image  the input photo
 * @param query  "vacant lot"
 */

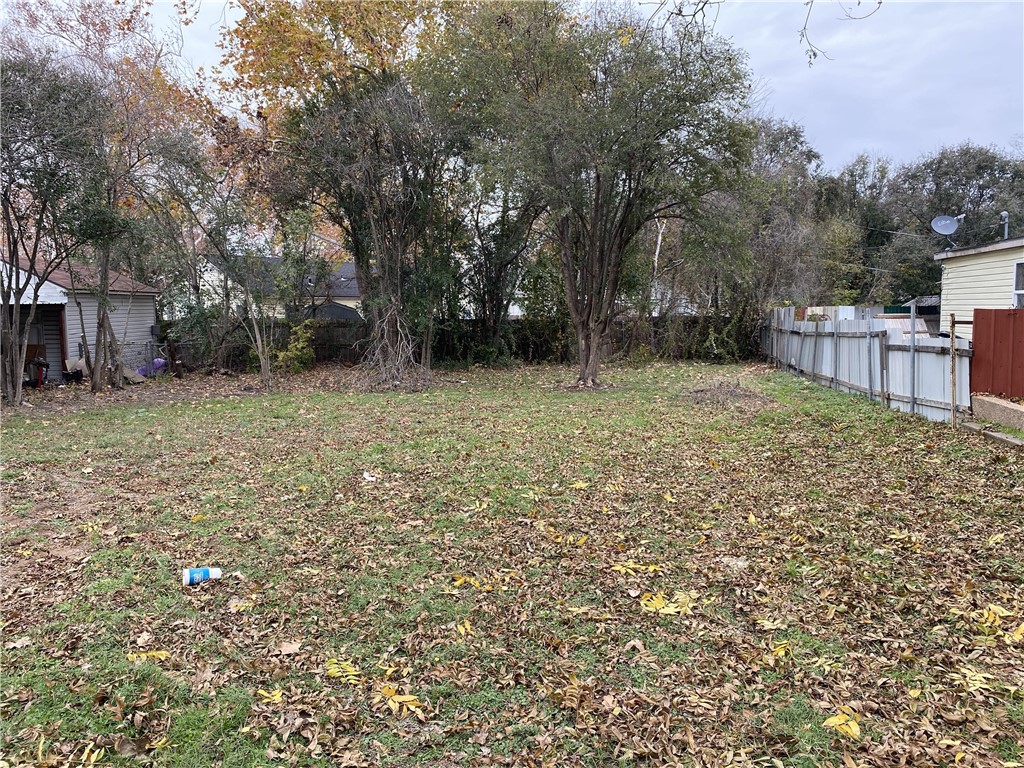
xmin=2 ymin=364 xmax=1022 ymax=767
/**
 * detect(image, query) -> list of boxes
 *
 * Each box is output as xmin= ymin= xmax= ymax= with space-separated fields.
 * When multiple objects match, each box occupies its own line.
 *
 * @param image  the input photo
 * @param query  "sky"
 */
xmin=710 ymin=1 xmax=1024 ymax=171
xmin=153 ymin=0 xmax=1024 ymax=173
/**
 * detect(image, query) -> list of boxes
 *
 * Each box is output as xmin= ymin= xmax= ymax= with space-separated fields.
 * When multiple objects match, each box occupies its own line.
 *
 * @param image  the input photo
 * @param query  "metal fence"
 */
xmin=762 ymin=306 xmax=972 ymax=423
xmin=75 ymin=340 xmax=161 ymax=377
xmin=972 ymin=309 xmax=1024 ymax=398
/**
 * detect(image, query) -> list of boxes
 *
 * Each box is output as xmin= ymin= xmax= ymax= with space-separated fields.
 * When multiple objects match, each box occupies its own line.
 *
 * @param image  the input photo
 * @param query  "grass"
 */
xmin=2 ymin=362 xmax=1022 ymax=767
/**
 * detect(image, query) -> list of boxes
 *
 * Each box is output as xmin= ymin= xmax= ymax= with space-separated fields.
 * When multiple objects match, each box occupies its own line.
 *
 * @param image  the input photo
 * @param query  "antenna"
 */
xmin=930 ymin=215 xmax=960 ymax=236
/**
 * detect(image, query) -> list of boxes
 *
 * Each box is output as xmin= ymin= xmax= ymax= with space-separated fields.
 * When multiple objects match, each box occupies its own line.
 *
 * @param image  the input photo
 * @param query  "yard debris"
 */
xmin=181 ymin=567 xmax=222 ymax=586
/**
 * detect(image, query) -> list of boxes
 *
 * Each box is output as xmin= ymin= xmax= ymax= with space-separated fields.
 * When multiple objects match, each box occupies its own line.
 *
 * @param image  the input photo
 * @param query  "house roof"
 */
xmin=306 ymin=300 xmax=362 ymax=322
xmin=902 ymin=295 xmax=941 ymax=307
xmin=13 ymin=257 xmax=160 ymax=295
xmin=325 ymin=260 xmax=360 ymax=299
xmin=261 ymin=256 xmax=361 ymax=299
xmin=934 ymin=236 xmax=1024 ymax=261
xmin=49 ymin=262 xmax=160 ymax=295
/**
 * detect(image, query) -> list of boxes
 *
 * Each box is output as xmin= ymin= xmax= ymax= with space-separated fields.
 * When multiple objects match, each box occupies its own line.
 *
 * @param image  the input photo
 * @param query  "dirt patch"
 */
xmin=685 ymin=381 xmax=773 ymax=410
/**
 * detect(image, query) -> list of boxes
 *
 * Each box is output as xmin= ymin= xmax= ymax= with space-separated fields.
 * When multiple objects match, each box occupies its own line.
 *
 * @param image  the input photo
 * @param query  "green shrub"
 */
xmin=275 ymin=320 xmax=317 ymax=373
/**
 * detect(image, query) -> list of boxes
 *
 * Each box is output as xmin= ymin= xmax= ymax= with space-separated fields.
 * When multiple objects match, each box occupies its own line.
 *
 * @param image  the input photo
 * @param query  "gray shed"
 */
xmin=10 ymin=260 xmax=160 ymax=381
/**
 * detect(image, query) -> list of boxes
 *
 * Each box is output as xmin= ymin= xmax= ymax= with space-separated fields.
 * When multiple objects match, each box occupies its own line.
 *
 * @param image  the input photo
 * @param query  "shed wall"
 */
xmin=65 ymin=293 xmax=157 ymax=360
xmin=939 ymin=245 xmax=1024 ymax=340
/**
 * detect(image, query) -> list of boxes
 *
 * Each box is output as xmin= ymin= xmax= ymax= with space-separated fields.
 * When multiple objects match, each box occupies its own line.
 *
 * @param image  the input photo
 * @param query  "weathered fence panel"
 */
xmin=972 ymin=309 xmax=1024 ymax=398
xmin=762 ymin=307 xmax=971 ymax=423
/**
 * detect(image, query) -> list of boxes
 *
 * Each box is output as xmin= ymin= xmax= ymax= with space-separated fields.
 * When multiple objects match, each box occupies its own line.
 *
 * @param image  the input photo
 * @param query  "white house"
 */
xmin=6 ymin=260 xmax=160 ymax=381
xmin=934 ymin=236 xmax=1024 ymax=341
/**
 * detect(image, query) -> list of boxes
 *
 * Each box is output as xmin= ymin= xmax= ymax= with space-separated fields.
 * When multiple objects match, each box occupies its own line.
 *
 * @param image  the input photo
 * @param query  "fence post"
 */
xmin=832 ymin=323 xmax=839 ymax=390
xmin=811 ymin=320 xmax=820 ymax=384
xmin=879 ymin=329 xmax=889 ymax=408
xmin=795 ymin=326 xmax=804 ymax=376
xmin=909 ymin=303 xmax=917 ymax=415
xmin=866 ymin=328 xmax=873 ymax=402
xmin=950 ymin=313 xmax=957 ymax=428
xmin=785 ymin=315 xmax=794 ymax=372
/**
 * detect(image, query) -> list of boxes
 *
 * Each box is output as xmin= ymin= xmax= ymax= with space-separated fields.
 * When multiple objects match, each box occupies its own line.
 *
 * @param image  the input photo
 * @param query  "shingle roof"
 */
xmin=261 ymin=257 xmax=361 ymax=299
xmin=32 ymin=260 xmax=160 ymax=295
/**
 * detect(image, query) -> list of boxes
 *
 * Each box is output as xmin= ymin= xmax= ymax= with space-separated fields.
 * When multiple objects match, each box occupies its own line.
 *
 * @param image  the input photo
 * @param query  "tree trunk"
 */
xmin=91 ymin=306 xmax=108 ymax=392
xmin=104 ymin=312 xmax=123 ymax=390
xmin=1 ymin=312 xmax=29 ymax=406
xmin=575 ymin=322 xmax=602 ymax=387
xmin=420 ymin=313 xmax=433 ymax=371
xmin=250 ymin=316 xmax=273 ymax=390
xmin=90 ymin=242 xmax=112 ymax=392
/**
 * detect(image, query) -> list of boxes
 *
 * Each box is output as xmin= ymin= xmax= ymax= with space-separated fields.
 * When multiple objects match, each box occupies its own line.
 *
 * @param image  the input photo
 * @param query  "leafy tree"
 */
xmin=11 ymin=0 xmax=190 ymax=391
xmin=443 ymin=2 xmax=750 ymax=385
xmin=291 ymin=72 xmax=441 ymax=388
xmin=820 ymin=144 xmax=1024 ymax=304
xmin=0 ymin=47 xmax=105 ymax=404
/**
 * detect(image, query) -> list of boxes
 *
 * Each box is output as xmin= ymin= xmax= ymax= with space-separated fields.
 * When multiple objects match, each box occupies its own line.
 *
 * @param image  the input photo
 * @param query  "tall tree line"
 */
xmin=3 ymin=0 xmax=1023 ymax=403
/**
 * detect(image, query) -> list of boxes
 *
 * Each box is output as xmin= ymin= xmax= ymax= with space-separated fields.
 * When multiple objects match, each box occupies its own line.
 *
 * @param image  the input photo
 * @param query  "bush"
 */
xmin=275 ymin=319 xmax=317 ymax=373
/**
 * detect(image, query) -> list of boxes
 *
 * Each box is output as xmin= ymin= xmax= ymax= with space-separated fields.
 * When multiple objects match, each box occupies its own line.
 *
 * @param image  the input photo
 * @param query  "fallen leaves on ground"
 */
xmin=1 ymin=363 xmax=1022 ymax=766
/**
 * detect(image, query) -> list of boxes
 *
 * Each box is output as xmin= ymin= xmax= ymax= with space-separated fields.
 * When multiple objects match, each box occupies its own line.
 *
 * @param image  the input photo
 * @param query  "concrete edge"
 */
xmin=960 ymin=421 xmax=1024 ymax=449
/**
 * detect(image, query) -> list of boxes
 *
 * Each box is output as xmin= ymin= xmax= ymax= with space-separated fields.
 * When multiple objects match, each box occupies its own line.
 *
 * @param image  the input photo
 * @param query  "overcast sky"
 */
xmin=711 ymin=1 xmax=1024 ymax=171
xmin=155 ymin=0 xmax=1024 ymax=173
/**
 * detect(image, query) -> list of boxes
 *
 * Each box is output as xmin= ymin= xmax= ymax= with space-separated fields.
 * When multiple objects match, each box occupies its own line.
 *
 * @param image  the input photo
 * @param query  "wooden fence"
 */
xmin=762 ymin=306 xmax=972 ymax=423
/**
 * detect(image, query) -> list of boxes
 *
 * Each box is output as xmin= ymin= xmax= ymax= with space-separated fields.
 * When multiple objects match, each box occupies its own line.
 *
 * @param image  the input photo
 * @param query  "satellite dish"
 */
xmin=930 ymin=215 xmax=960 ymax=236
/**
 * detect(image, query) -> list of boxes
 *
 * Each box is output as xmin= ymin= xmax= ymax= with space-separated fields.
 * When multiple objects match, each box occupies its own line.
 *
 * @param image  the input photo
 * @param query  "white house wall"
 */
xmin=938 ymin=244 xmax=1024 ymax=340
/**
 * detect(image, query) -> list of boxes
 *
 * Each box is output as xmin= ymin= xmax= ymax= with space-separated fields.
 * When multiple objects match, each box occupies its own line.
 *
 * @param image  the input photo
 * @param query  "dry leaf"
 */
xmin=823 ymin=706 xmax=862 ymax=739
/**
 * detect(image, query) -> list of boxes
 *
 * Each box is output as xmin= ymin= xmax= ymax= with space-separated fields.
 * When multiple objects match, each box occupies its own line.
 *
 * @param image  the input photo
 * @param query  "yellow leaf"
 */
xmin=748 ymin=512 xmax=757 ymax=525
xmin=374 ymin=684 xmax=424 ymax=717
xmin=987 ymin=532 xmax=1006 ymax=546
xmin=576 ymin=535 xmax=588 ymax=545
xmin=569 ymin=480 xmax=590 ymax=490
xmin=456 ymin=619 xmax=474 ymax=637
xmin=611 ymin=561 xmax=662 ymax=576
xmin=191 ymin=513 xmax=207 ymax=522
xmin=823 ymin=706 xmax=861 ymax=739
xmin=908 ymin=688 xmax=922 ymax=699
xmin=770 ymin=640 xmax=791 ymax=657
xmin=452 ymin=573 xmax=488 ymax=590
xmin=257 ymin=688 xmax=283 ymax=704
xmin=147 ymin=737 xmax=171 ymax=750
xmin=1009 ymin=623 xmax=1024 ymax=641
xmin=326 ymin=658 xmax=361 ymax=684
xmin=639 ymin=592 xmax=666 ymax=612
xmin=639 ymin=592 xmax=687 ymax=615
xmin=126 ymin=650 xmax=170 ymax=663
xmin=662 ymin=491 xmax=677 ymax=503
xmin=298 ymin=485 xmax=308 ymax=492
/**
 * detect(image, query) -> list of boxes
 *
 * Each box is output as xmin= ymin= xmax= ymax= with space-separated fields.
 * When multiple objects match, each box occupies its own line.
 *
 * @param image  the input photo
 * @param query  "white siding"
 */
xmin=938 ymin=245 xmax=1024 ymax=340
xmin=64 ymin=292 xmax=157 ymax=360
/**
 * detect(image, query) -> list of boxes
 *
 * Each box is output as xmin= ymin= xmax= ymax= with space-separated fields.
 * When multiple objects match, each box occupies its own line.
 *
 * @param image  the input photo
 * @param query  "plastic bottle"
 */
xmin=182 ymin=567 xmax=222 ymax=586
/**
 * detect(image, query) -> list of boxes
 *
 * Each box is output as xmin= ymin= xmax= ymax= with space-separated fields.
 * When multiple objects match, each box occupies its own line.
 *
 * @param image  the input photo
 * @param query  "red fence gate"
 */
xmin=972 ymin=309 xmax=1024 ymax=398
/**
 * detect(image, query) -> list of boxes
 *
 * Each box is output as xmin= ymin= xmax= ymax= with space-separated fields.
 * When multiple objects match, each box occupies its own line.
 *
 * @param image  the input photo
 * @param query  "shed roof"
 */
xmin=45 ymin=261 xmax=160 ymax=295
xmin=933 ymin=236 xmax=1024 ymax=262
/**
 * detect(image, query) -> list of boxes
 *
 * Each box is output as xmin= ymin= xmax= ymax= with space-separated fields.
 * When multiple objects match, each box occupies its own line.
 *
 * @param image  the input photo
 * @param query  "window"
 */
xmin=1016 ymin=260 xmax=1024 ymax=308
